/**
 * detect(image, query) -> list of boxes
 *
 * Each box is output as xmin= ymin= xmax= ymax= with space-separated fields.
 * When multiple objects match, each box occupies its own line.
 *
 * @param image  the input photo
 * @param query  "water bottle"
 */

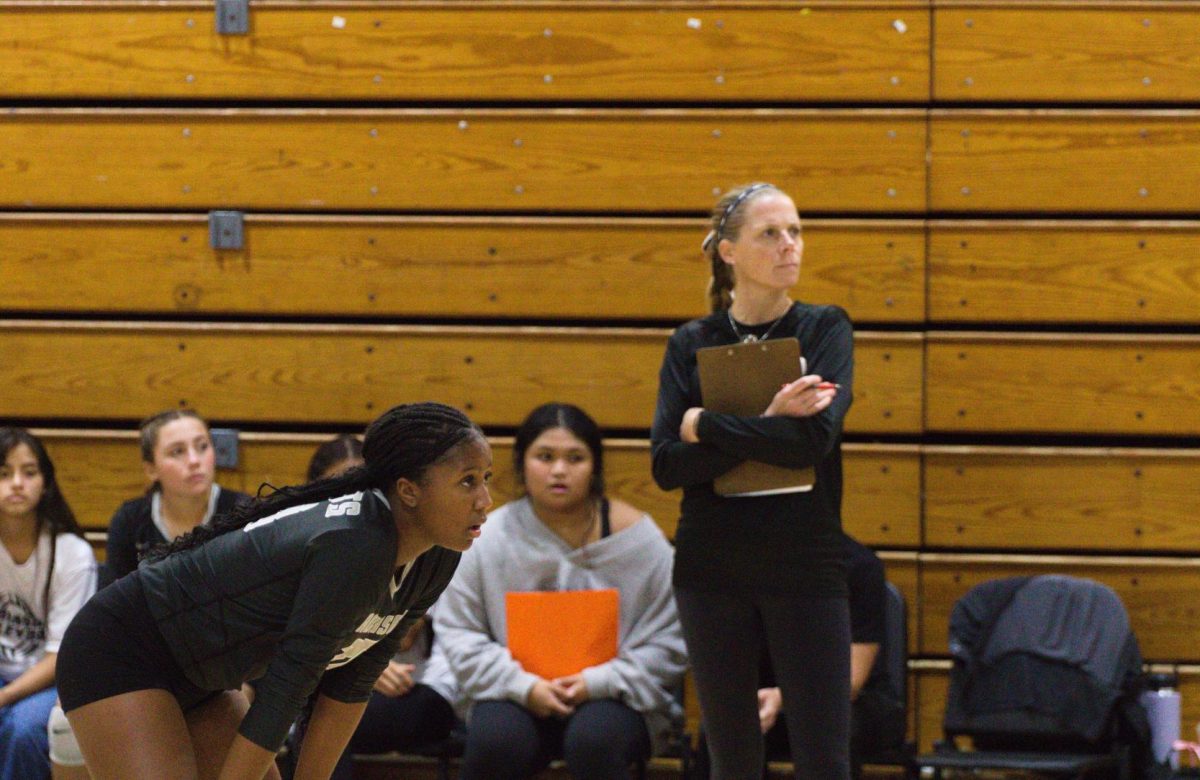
xmin=1140 ymin=671 xmax=1181 ymax=767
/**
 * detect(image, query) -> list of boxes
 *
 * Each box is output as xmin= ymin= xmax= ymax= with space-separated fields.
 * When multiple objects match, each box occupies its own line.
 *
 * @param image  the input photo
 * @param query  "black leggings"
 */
xmin=460 ymin=699 xmax=650 ymax=780
xmin=675 ymin=587 xmax=851 ymax=780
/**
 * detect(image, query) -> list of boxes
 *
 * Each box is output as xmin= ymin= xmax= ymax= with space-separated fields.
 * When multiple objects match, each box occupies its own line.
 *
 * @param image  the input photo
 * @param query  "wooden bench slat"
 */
xmin=844 ymin=446 xmax=922 ymax=547
xmin=35 ymin=430 xmax=922 ymax=549
xmin=920 ymin=555 xmax=1200 ymax=662
xmin=914 ymin=666 xmax=949 ymax=753
xmin=926 ymin=335 xmax=1200 ymax=435
xmin=935 ymin=6 xmax=1200 ymax=102
xmin=5 ymin=323 xmax=668 ymax=428
xmin=0 ymin=3 xmax=930 ymax=101
xmin=43 ymin=431 xmax=1200 ymax=555
xmin=929 ymin=221 xmax=1200 ymax=324
xmin=852 ymin=335 xmax=926 ymax=433
xmin=931 ymin=112 xmax=1200 ymax=212
xmin=879 ymin=551 xmax=920 ymax=658
xmin=925 ymin=447 xmax=1200 ymax=552
xmin=0 ymin=110 xmax=927 ymax=212
xmin=1176 ymin=667 xmax=1200 ymax=745
xmin=14 ymin=214 xmax=1200 ymax=327
xmin=0 ymin=214 xmax=927 ymax=324
xmin=3 ymin=323 xmax=923 ymax=433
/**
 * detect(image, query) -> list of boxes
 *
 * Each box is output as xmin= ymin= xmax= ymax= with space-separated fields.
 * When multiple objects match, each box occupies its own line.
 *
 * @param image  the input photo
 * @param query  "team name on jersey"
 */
xmin=326 ymin=608 xmax=409 ymax=669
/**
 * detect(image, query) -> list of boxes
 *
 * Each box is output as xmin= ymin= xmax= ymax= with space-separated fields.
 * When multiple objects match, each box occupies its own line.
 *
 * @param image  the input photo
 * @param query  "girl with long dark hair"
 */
xmin=0 ymin=428 xmax=96 ymax=779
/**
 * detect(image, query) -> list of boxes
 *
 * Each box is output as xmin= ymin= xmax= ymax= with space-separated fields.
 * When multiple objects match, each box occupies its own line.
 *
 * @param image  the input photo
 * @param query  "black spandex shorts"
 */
xmin=57 ymin=570 xmax=215 ymax=714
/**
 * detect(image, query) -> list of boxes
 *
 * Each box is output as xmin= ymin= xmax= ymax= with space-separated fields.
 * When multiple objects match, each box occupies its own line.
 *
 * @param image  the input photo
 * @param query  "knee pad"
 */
xmin=47 ymin=703 xmax=86 ymax=767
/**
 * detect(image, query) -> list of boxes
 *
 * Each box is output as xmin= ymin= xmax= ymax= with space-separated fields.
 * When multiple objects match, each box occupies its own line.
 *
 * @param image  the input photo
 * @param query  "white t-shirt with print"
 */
xmin=0 ymin=532 xmax=96 ymax=679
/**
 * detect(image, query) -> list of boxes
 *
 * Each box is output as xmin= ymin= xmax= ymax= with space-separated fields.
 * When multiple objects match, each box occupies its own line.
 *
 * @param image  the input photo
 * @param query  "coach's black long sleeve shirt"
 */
xmin=651 ymin=303 xmax=853 ymax=597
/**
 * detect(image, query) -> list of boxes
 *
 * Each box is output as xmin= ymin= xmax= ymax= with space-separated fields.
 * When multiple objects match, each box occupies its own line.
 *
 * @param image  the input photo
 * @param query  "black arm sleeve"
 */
xmin=238 ymin=528 xmax=393 ymax=751
xmin=694 ymin=308 xmax=854 ymax=469
xmin=318 ymin=588 xmax=435 ymax=702
xmin=651 ymin=330 xmax=742 ymax=491
xmin=319 ymin=547 xmax=459 ymax=700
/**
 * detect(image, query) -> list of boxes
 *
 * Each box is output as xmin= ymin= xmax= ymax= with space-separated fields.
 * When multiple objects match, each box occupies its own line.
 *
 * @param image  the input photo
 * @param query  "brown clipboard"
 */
xmin=696 ymin=337 xmax=815 ymax=496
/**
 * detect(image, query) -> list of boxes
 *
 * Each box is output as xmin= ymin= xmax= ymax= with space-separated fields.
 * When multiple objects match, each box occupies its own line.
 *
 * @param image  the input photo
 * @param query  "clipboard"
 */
xmin=696 ymin=337 xmax=815 ymax=497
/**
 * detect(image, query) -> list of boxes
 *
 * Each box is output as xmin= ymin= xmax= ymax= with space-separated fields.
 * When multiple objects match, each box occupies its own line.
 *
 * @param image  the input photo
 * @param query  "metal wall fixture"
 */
xmin=215 ymin=0 xmax=249 ymax=35
xmin=209 ymin=210 xmax=246 ymax=250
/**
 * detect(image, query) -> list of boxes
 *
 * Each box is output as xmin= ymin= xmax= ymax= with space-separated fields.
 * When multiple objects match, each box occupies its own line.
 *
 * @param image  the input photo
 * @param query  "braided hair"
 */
xmin=146 ymin=402 xmax=483 ymax=562
xmin=701 ymin=182 xmax=781 ymax=313
xmin=0 ymin=428 xmax=86 ymax=612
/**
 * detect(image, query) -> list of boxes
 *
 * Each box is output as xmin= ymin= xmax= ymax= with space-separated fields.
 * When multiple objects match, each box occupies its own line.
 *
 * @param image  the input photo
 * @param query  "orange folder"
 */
xmin=505 ymin=589 xmax=620 ymax=679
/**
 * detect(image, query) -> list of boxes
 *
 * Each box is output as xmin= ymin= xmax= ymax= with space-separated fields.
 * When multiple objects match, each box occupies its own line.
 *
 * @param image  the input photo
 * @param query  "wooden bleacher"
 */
xmin=0 ymin=109 xmax=928 ymax=212
xmin=930 ymin=111 xmax=1200 ymax=213
xmin=933 ymin=4 xmax=1200 ymax=102
xmin=928 ymin=220 xmax=1200 ymax=324
xmin=0 ymin=322 xmax=924 ymax=432
xmin=926 ymin=333 xmax=1200 ymax=435
xmin=33 ymin=432 xmax=924 ymax=551
xmin=0 ymin=2 xmax=932 ymax=102
xmin=920 ymin=553 xmax=1200 ymax=661
xmin=3 ymin=0 xmax=1200 ymax=766
xmin=924 ymin=446 xmax=1200 ymax=551
xmin=11 ymin=214 xmax=1200 ymax=325
xmin=0 ymin=214 xmax=926 ymax=322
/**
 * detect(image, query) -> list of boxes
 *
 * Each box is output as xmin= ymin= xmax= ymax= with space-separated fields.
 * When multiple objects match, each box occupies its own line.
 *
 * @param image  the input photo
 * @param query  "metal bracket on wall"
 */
xmin=215 ymin=0 xmax=249 ymax=35
xmin=209 ymin=210 xmax=245 ymax=250
xmin=210 ymin=428 xmax=241 ymax=469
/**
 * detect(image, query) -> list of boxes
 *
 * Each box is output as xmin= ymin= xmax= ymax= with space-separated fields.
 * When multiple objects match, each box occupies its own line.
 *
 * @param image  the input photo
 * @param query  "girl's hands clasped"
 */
xmin=526 ymin=678 xmax=575 ymax=719
xmin=764 ymin=375 xmax=837 ymax=418
xmin=553 ymin=673 xmax=590 ymax=706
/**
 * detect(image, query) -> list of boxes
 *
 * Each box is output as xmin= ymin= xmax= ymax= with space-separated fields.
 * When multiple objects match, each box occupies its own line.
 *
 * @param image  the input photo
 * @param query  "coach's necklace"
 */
xmin=727 ymin=309 xmax=787 ymax=343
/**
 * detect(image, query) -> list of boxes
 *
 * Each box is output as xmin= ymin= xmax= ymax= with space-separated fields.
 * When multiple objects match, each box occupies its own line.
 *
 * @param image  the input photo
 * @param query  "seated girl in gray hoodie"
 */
xmin=435 ymin=403 xmax=687 ymax=780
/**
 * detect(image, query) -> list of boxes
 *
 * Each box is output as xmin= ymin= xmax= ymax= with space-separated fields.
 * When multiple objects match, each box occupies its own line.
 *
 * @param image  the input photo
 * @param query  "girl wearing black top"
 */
xmin=57 ymin=402 xmax=493 ymax=780
xmin=651 ymin=183 xmax=854 ymax=779
xmin=106 ymin=409 xmax=249 ymax=581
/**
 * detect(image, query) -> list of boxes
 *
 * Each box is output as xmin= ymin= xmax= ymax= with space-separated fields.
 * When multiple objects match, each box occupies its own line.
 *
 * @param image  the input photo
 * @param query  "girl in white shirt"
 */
xmin=0 ymin=429 xmax=96 ymax=780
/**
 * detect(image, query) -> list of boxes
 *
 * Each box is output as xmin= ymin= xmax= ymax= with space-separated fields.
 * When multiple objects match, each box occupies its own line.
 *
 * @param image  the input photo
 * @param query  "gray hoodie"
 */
xmin=434 ymin=496 xmax=687 ymax=752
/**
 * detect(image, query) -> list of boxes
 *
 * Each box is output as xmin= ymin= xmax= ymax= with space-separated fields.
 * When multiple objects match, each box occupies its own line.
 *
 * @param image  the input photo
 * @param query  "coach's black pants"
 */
xmin=676 ymin=587 xmax=851 ymax=780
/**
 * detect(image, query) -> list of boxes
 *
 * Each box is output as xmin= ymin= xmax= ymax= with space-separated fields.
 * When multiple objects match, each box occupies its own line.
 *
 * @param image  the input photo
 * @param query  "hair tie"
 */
xmin=711 ymin=183 xmax=774 ymax=247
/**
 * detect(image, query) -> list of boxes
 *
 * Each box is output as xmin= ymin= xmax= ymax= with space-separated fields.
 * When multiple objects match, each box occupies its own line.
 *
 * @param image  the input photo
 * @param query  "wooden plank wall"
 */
xmin=3 ymin=0 xmax=1200 ymax=755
